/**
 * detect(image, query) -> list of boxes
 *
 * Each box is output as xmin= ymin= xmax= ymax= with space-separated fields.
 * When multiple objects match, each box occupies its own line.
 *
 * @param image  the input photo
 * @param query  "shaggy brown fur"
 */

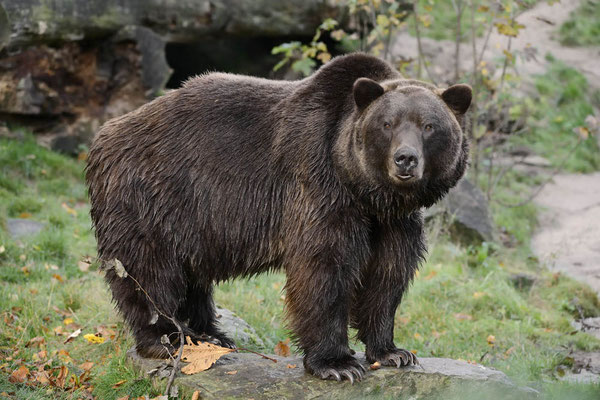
xmin=86 ymin=53 xmax=471 ymax=382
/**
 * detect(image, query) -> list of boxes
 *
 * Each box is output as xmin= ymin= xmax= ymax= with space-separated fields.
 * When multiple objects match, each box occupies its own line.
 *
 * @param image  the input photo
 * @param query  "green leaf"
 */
xmin=292 ymin=58 xmax=317 ymax=77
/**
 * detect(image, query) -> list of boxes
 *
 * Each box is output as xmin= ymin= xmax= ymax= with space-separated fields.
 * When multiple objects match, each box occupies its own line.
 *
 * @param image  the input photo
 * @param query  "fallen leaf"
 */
xmin=83 ymin=334 xmax=106 ymax=344
xmin=286 ymin=364 xmax=297 ymax=369
xmin=369 ymin=361 xmax=381 ymax=370
xmin=453 ymin=313 xmax=473 ymax=321
xmin=274 ymin=338 xmax=291 ymax=357
xmin=410 ymin=350 xmax=418 ymax=355
xmin=78 ymin=261 xmax=90 ymax=272
xmin=112 ymin=379 xmax=127 ymax=388
xmin=80 ymin=362 xmax=94 ymax=371
xmin=487 ymin=335 xmax=496 ymax=346
xmin=34 ymin=371 xmax=50 ymax=386
xmin=54 ymin=365 xmax=68 ymax=388
xmin=225 ymin=370 xmax=237 ymax=375
xmin=191 ymin=391 xmax=200 ymax=400
xmin=26 ymin=336 xmax=45 ymax=348
xmin=53 ymin=326 xmax=65 ymax=336
xmin=96 ymin=325 xmax=117 ymax=340
xmin=116 ymin=396 xmax=129 ymax=400
xmin=63 ymin=318 xmax=74 ymax=325
xmin=18 ymin=212 xmax=32 ymax=219
xmin=0 ymin=245 xmax=5 ymax=253
xmin=424 ymin=270 xmax=437 ymax=280
xmin=61 ymin=202 xmax=78 ymax=217
xmin=64 ymin=328 xmax=82 ymax=344
xmin=8 ymin=365 xmax=29 ymax=383
xmin=473 ymin=292 xmax=486 ymax=299
xmin=181 ymin=336 xmax=235 ymax=374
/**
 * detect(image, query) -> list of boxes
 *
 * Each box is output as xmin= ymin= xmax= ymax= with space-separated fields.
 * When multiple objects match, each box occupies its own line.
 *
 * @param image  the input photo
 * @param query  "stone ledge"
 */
xmin=128 ymin=349 xmax=538 ymax=399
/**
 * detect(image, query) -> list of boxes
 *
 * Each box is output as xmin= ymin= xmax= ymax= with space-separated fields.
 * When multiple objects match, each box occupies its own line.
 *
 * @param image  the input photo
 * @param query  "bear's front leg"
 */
xmin=351 ymin=215 xmax=424 ymax=368
xmin=284 ymin=221 xmax=369 ymax=383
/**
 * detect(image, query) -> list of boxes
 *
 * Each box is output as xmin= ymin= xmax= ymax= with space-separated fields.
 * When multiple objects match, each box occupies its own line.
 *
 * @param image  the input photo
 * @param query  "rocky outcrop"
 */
xmin=0 ymin=0 xmax=343 ymax=150
xmin=2 ymin=0 xmax=341 ymax=48
xmin=128 ymin=350 xmax=536 ymax=399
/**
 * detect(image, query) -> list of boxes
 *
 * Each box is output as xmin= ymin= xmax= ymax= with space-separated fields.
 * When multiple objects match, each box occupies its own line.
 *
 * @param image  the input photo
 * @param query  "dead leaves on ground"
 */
xmin=181 ymin=336 xmax=235 ymax=374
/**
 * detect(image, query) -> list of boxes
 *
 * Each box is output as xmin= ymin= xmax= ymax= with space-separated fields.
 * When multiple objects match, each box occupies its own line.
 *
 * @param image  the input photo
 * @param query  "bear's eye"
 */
xmin=424 ymin=124 xmax=434 ymax=132
xmin=383 ymin=122 xmax=392 ymax=130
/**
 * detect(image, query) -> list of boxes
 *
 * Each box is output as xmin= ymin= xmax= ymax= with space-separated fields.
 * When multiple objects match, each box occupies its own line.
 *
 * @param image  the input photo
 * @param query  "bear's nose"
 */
xmin=393 ymin=148 xmax=419 ymax=171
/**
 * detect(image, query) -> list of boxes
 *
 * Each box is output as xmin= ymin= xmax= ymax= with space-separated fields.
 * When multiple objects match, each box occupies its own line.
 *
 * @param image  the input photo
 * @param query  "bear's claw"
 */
xmin=309 ymin=356 xmax=365 ymax=383
xmin=377 ymin=348 xmax=418 ymax=367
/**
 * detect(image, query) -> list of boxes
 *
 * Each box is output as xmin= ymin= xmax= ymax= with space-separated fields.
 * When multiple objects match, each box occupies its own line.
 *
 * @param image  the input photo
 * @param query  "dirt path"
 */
xmin=532 ymin=173 xmax=600 ymax=293
xmin=517 ymin=1 xmax=600 ymax=293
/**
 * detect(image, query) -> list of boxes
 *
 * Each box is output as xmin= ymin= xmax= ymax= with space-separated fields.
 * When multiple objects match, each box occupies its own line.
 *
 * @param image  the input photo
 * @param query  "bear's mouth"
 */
xmin=397 ymin=174 xmax=414 ymax=181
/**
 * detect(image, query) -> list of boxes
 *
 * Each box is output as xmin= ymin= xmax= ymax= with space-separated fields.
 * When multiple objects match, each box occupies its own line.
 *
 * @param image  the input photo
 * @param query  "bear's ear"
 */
xmin=353 ymin=78 xmax=384 ymax=111
xmin=440 ymin=84 xmax=472 ymax=115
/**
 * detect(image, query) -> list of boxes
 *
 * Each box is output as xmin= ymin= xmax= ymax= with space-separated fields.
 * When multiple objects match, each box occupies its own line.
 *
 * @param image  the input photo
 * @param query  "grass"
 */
xmin=506 ymin=56 xmax=600 ymax=173
xmin=559 ymin=0 xmax=600 ymax=47
xmin=1 ymin=91 xmax=600 ymax=400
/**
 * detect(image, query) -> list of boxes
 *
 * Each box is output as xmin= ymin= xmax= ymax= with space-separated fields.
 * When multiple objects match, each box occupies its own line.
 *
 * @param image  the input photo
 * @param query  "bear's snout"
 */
xmin=393 ymin=147 xmax=421 ymax=181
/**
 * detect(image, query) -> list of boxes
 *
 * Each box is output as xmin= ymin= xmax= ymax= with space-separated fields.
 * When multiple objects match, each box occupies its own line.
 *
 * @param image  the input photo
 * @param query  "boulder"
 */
xmin=128 ymin=350 xmax=537 ymax=399
xmin=215 ymin=306 xmax=264 ymax=348
xmin=426 ymin=178 xmax=495 ymax=244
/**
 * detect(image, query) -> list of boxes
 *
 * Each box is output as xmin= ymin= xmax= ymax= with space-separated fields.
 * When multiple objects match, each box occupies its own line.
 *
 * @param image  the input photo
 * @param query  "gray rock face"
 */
xmin=6 ymin=218 xmax=45 ymax=238
xmin=215 ymin=306 xmax=264 ymax=348
xmin=2 ymin=0 xmax=341 ymax=48
xmin=426 ymin=178 xmax=494 ymax=244
xmin=128 ymin=350 xmax=535 ymax=399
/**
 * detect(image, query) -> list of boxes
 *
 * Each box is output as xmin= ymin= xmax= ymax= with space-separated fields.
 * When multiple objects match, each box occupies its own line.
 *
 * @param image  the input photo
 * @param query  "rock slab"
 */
xmin=128 ymin=350 xmax=535 ymax=399
xmin=6 ymin=218 xmax=45 ymax=238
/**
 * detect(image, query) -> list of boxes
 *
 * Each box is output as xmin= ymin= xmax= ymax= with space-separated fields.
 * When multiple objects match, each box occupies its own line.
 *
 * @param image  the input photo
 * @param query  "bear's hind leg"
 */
xmin=179 ymin=283 xmax=236 ymax=349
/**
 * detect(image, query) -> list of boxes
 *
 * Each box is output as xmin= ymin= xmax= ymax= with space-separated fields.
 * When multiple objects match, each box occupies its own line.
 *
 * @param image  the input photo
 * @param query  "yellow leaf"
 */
xmin=18 ymin=212 xmax=32 ymax=219
xmin=424 ymin=270 xmax=437 ymax=280
xmin=370 ymin=361 xmax=381 ymax=370
xmin=84 ymin=334 xmax=106 ymax=344
xmin=317 ymin=52 xmax=332 ymax=63
xmin=61 ymin=202 xmax=77 ymax=217
xmin=574 ymin=126 xmax=590 ymax=140
xmin=0 ymin=245 xmax=4 ymax=254
xmin=487 ymin=335 xmax=496 ymax=346
xmin=63 ymin=318 xmax=74 ymax=325
xmin=473 ymin=292 xmax=486 ymax=299
xmin=181 ymin=337 xmax=235 ymax=374
xmin=225 ymin=370 xmax=237 ymax=375
xmin=481 ymin=68 xmax=489 ymax=76
xmin=414 ymin=332 xmax=422 ymax=340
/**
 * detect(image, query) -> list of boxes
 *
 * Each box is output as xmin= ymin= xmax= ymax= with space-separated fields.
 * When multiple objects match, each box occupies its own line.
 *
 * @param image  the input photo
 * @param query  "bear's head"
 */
xmin=337 ymin=77 xmax=471 ymax=210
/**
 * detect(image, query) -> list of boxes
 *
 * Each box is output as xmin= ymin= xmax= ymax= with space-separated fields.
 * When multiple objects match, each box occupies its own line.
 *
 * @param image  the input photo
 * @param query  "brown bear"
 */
xmin=86 ymin=53 xmax=471 ymax=382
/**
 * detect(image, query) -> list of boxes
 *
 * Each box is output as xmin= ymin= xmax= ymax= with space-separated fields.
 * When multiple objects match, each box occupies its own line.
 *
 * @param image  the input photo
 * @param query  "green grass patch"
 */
xmin=509 ymin=57 xmax=600 ymax=173
xmin=559 ymin=0 xmax=600 ymax=47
